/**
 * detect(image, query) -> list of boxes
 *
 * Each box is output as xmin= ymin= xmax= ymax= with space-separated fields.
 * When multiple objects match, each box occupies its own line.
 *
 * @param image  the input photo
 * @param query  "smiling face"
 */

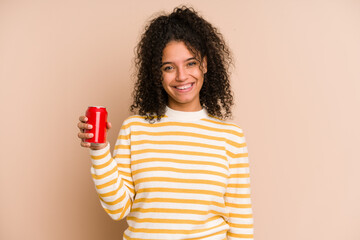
xmin=161 ymin=41 xmax=207 ymax=112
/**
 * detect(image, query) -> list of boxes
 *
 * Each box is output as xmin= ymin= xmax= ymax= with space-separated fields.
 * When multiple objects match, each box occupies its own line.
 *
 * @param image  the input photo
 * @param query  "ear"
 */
xmin=201 ymin=56 xmax=207 ymax=74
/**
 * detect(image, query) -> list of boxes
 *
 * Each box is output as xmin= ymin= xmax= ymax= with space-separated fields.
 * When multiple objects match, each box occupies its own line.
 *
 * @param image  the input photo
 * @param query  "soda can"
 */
xmin=84 ymin=106 xmax=108 ymax=146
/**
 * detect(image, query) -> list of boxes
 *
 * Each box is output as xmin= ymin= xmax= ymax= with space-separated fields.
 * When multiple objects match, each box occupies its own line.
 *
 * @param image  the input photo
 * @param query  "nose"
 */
xmin=176 ymin=66 xmax=188 ymax=81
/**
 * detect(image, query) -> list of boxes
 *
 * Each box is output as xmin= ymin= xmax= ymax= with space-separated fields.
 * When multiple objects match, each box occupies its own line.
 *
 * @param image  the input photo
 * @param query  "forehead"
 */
xmin=162 ymin=41 xmax=196 ymax=61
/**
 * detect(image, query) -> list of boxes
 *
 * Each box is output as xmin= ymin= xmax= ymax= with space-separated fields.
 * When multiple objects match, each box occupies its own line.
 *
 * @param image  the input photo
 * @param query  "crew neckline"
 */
xmin=165 ymin=106 xmax=208 ymax=121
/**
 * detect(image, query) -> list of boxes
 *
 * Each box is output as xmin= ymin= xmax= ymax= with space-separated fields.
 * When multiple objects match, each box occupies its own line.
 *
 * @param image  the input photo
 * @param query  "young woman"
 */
xmin=78 ymin=6 xmax=254 ymax=240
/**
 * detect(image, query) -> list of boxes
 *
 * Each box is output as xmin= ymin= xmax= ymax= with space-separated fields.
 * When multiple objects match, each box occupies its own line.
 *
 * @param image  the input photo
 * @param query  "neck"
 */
xmin=165 ymin=106 xmax=208 ymax=122
xmin=167 ymin=102 xmax=202 ymax=112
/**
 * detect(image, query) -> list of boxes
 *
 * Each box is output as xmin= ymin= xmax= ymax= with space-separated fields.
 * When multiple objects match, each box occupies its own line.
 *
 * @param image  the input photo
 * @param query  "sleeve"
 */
xmin=225 ymin=128 xmax=254 ymax=239
xmin=89 ymin=120 xmax=135 ymax=221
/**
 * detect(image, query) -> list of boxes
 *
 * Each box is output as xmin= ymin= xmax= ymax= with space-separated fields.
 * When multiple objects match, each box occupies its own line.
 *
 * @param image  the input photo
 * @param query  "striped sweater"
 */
xmin=89 ymin=107 xmax=254 ymax=239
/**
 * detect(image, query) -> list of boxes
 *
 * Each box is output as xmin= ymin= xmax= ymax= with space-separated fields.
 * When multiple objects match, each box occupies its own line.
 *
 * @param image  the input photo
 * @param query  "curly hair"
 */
xmin=130 ymin=6 xmax=233 ymax=122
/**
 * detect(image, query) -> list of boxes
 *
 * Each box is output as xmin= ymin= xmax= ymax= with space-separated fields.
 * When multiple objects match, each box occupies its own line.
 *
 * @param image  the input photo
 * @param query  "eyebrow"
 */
xmin=161 ymin=57 xmax=198 ymax=66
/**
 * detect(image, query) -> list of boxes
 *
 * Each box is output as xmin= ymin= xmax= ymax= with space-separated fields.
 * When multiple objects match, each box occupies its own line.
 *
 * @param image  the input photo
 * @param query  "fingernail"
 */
xmin=89 ymin=133 xmax=94 ymax=137
xmin=88 ymin=125 xmax=92 ymax=129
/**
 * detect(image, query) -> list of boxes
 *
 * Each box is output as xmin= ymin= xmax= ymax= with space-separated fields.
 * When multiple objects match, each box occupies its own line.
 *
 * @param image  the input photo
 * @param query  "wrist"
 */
xmin=89 ymin=142 xmax=108 ymax=150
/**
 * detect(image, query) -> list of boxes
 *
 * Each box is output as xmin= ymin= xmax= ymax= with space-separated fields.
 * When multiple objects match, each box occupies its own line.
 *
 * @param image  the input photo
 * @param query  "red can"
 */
xmin=84 ymin=106 xmax=108 ymax=145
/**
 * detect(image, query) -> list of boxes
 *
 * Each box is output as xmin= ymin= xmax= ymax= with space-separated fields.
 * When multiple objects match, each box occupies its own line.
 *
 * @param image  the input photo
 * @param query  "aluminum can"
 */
xmin=84 ymin=106 xmax=108 ymax=145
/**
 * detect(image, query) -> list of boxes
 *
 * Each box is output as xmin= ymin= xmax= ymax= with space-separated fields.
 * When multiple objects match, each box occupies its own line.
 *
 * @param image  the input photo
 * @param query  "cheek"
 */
xmin=161 ymin=78 xmax=172 ymax=94
xmin=161 ymin=74 xmax=172 ymax=88
xmin=196 ymin=72 xmax=205 ymax=86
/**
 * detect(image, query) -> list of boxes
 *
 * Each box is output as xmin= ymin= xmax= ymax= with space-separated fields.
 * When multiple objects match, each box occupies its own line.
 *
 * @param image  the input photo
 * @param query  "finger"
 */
xmin=80 ymin=141 xmax=91 ymax=148
xmin=106 ymin=122 xmax=112 ymax=129
xmin=78 ymin=132 xmax=94 ymax=139
xmin=79 ymin=116 xmax=88 ymax=123
xmin=77 ymin=122 xmax=93 ymax=130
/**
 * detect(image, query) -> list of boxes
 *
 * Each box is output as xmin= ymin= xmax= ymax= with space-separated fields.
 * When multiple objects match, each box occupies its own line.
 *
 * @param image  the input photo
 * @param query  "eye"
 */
xmin=187 ymin=61 xmax=198 ymax=67
xmin=162 ymin=65 xmax=174 ymax=72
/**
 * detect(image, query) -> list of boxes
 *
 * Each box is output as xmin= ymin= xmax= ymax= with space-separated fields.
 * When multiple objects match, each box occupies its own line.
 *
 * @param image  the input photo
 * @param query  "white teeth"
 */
xmin=175 ymin=84 xmax=192 ymax=90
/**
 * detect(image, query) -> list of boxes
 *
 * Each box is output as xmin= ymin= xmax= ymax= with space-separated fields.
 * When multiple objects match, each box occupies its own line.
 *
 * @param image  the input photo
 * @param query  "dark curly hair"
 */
xmin=130 ymin=6 xmax=233 ymax=122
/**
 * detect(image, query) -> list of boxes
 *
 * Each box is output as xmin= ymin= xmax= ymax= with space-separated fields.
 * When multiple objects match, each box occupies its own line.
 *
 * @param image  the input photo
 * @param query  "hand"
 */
xmin=77 ymin=115 xmax=112 ymax=150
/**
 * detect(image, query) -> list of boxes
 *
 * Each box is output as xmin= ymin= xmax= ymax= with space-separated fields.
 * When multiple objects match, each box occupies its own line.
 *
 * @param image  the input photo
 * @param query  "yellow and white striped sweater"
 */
xmin=90 ymin=107 xmax=254 ymax=239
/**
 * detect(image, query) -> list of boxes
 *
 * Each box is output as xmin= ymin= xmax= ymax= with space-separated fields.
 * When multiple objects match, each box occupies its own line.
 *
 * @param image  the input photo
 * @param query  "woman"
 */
xmin=78 ymin=6 xmax=254 ymax=240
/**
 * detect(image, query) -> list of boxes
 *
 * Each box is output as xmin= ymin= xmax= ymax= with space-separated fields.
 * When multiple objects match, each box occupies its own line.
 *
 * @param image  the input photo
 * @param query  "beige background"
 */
xmin=1 ymin=0 xmax=359 ymax=239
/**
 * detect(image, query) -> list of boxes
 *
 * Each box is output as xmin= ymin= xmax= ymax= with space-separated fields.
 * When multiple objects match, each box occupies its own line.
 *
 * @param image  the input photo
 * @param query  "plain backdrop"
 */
xmin=1 ymin=0 xmax=359 ymax=239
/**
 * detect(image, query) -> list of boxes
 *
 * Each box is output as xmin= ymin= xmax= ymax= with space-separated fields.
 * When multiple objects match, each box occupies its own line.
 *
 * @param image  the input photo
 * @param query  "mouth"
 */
xmin=173 ymin=83 xmax=194 ymax=92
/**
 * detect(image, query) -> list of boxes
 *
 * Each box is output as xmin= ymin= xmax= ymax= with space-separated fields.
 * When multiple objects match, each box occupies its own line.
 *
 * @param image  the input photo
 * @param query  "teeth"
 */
xmin=176 ymin=84 xmax=192 ymax=90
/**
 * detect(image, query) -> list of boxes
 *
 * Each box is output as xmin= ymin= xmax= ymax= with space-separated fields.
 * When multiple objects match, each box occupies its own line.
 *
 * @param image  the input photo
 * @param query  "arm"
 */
xmin=225 ymin=129 xmax=254 ymax=239
xmin=89 ymin=122 xmax=135 ymax=220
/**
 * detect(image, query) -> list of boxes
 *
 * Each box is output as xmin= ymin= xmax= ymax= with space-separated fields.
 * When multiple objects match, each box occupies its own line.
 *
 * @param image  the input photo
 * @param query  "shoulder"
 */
xmin=121 ymin=114 xmax=168 ymax=128
xmin=121 ymin=115 xmax=146 ymax=127
xmin=201 ymin=115 xmax=244 ymax=134
xmin=202 ymin=116 xmax=248 ymax=149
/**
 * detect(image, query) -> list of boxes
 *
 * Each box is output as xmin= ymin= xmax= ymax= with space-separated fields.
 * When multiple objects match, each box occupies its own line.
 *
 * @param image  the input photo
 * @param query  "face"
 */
xmin=161 ymin=41 xmax=207 ymax=111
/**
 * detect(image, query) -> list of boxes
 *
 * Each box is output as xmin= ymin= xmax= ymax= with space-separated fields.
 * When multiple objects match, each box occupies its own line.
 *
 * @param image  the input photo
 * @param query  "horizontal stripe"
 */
xmin=114 ymin=144 xmax=130 ymax=150
xmin=229 ymin=213 xmax=253 ymax=218
xmin=91 ymin=165 xmax=117 ymax=180
xmin=227 ymin=151 xmax=248 ymax=158
xmin=127 ymin=221 xmax=227 ymax=234
xmin=103 ymin=197 xmax=130 ymax=215
xmin=117 ymin=163 xmax=131 ymax=169
xmin=226 ymin=140 xmax=246 ymax=148
xmin=92 ymin=158 xmax=113 ymax=169
xmin=127 ymin=215 xmax=219 ymax=225
xmin=136 ymin=187 xmax=224 ymax=197
xmin=124 ymin=229 xmax=228 ymax=240
xmin=134 ymin=177 xmax=226 ymax=188
xmin=230 ymin=173 xmax=250 ymax=178
xmin=117 ymin=132 xmax=244 ymax=149
xmin=128 ymin=130 xmax=243 ymax=149
xmin=127 ymin=115 xmax=167 ymax=121
xmin=130 ymin=130 xmax=225 ymax=143
xmin=226 ymin=202 xmax=252 ymax=208
xmin=124 ymin=234 xmax=165 ymax=240
xmin=96 ymin=178 xmax=117 ymax=189
xmin=201 ymin=118 xmax=240 ymax=128
xmin=114 ymin=154 xmax=131 ymax=159
xmin=104 ymin=200 xmax=131 ymax=220
xmin=134 ymin=197 xmax=226 ymax=208
xmin=227 ymin=183 xmax=251 ymax=188
xmin=189 ymin=229 xmax=227 ymax=240
xmin=101 ymin=189 xmax=127 ymax=205
xmin=130 ymin=207 xmax=225 ymax=216
xmin=117 ymin=134 xmax=130 ymax=140
xmin=98 ymin=180 xmax=124 ymax=198
xmin=229 ymin=222 xmax=254 ymax=228
xmin=131 ymin=139 xmax=225 ymax=151
xmin=132 ymin=149 xmax=227 ymax=161
xmin=98 ymin=180 xmax=135 ymax=198
xmin=230 ymin=163 xmax=249 ymax=168
xmin=123 ymin=121 xmax=243 ymax=138
xmin=118 ymin=170 xmax=132 ymax=178
xmin=132 ymin=167 xmax=228 ymax=179
xmin=91 ymin=149 xmax=110 ymax=160
xmin=114 ymin=142 xmax=246 ymax=161
xmin=131 ymin=157 xmax=228 ymax=170
xmin=227 ymin=231 xmax=254 ymax=238
xmin=130 ymin=140 xmax=245 ymax=160
xmin=104 ymin=206 xmax=124 ymax=215
xmin=225 ymin=193 xmax=251 ymax=198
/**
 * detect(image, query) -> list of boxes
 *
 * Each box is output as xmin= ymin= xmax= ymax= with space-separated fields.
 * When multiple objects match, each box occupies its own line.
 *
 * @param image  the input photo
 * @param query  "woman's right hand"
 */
xmin=77 ymin=115 xmax=112 ymax=150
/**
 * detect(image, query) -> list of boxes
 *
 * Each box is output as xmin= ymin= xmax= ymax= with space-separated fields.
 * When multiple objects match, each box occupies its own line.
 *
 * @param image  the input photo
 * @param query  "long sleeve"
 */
xmin=225 ymin=129 xmax=254 ymax=239
xmin=89 ymin=122 xmax=135 ymax=220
